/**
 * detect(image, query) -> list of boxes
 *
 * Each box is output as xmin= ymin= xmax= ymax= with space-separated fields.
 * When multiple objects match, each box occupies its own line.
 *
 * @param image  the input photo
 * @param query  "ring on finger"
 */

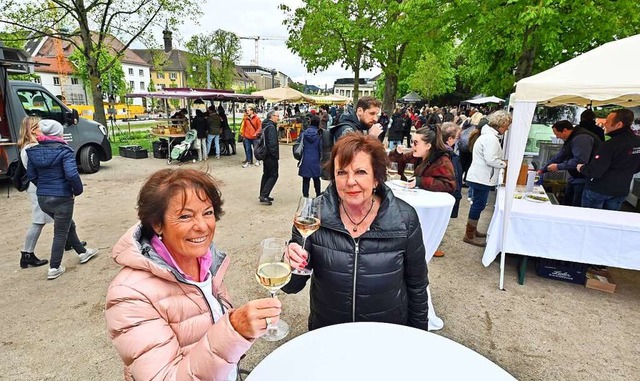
xmin=265 ymin=317 xmax=272 ymax=328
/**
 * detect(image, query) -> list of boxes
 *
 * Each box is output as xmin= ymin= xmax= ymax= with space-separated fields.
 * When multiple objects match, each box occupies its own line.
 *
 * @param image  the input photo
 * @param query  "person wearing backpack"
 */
xmin=298 ymin=115 xmax=323 ymax=198
xmin=258 ymin=111 xmax=280 ymax=205
xmin=16 ymin=116 xmax=49 ymax=269
xmin=388 ymin=108 xmax=405 ymax=150
xmin=26 ymin=119 xmax=99 ymax=279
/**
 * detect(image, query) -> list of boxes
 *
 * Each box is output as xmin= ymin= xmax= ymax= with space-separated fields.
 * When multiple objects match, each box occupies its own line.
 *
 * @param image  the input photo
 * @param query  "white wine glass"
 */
xmin=292 ymin=197 xmax=321 ymax=276
xmin=388 ymin=162 xmax=399 ymax=181
xmin=255 ymin=238 xmax=291 ymax=341
xmin=405 ymin=163 xmax=415 ymax=189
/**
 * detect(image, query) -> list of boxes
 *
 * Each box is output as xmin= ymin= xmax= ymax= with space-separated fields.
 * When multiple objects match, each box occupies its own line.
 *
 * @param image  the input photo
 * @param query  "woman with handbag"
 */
xmin=298 ymin=115 xmax=323 ymax=197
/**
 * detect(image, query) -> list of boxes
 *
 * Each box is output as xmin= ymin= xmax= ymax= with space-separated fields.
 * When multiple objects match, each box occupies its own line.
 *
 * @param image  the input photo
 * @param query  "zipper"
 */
xmin=352 ymin=237 xmax=360 ymax=321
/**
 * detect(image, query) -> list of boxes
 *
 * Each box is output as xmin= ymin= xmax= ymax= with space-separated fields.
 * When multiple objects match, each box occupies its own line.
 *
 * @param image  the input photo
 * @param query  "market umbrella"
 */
xmin=252 ymin=87 xmax=314 ymax=103
xmin=400 ymin=91 xmax=423 ymax=103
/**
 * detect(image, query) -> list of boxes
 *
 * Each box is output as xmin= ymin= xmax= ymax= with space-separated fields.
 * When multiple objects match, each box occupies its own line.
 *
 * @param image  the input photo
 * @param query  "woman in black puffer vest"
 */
xmin=283 ymin=134 xmax=429 ymax=331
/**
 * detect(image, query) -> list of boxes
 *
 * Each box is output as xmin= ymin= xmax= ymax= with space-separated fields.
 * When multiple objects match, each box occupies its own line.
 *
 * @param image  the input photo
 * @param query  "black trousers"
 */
xmin=459 ymin=151 xmax=472 ymax=182
xmin=302 ymin=177 xmax=321 ymax=198
xmin=260 ymin=156 xmax=279 ymax=198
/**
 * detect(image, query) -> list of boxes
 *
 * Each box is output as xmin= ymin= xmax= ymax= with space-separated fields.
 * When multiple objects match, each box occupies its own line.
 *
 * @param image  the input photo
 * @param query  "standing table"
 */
xmin=387 ymin=183 xmax=456 ymax=331
xmin=247 ymin=322 xmax=516 ymax=381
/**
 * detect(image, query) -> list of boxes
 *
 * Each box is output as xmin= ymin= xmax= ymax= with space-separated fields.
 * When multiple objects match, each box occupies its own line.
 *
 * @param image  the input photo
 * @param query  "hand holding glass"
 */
xmin=255 ymin=238 xmax=291 ymax=341
xmin=292 ymin=197 xmax=321 ymax=275
xmin=404 ymin=163 xmax=415 ymax=188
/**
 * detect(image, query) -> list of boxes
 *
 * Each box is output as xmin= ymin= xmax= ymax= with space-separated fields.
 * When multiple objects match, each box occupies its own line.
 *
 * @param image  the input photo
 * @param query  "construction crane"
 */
xmin=239 ymin=36 xmax=286 ymax=65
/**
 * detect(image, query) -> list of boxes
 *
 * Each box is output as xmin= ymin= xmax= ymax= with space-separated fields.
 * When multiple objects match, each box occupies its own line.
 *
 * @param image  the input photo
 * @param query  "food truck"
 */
xmin=0 ymin=43 xmax=111 ymax=177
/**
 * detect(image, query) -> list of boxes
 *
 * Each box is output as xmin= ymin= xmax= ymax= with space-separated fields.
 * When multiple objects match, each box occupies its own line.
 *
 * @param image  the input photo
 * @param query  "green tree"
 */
xmin=445 ymin=0 xmax=640 ymax=97
xmin=69 ymin=47 xmax=126 ymax=100
xmin=404 ymin=45 xmax=456 ymax=102
xmin=186 ymin=33 xmax=215 ymax=88
xmin=186 ymin=30 xmax=242 ymax=89
xmin=280 ymin=0 xmax=375 ymax=105
xmin=0 ymin=0 xmax=198 ymax=126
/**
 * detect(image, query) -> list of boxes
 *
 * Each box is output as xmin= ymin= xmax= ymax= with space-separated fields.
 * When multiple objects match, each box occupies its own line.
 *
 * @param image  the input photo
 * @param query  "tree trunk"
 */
xmin=514 ymin=26 xmax=538 ymax=81
xmin=89 ymin=72 xmax=107 ymax=127
xmin=382 ymin=72 xmax=398 ymax=114
xmin=353 ymin=67 xmax=360 ymax=106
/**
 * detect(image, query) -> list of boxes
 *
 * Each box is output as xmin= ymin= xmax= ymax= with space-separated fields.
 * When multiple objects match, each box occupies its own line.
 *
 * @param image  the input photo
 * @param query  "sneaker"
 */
xmin=242 ymin=162 xmax=250 ymax=168
xmin=255 ymin=161 xmax=261 ymax=166
xmin=257 ymin=196 xmax=274 ymax=202
xmin=47 ymin=266 xmax=66 ymax=280
xmin=79 ymin=248 xmax=99 ymax=264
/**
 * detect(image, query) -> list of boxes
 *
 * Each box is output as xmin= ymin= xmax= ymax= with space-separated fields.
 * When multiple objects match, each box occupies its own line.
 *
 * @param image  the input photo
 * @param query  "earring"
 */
xmin=158 ymin=233 xmax=163 ymax=241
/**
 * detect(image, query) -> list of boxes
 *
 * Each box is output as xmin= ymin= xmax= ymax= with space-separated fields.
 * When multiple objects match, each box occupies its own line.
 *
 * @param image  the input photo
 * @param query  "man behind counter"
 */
xmin=577 ymin=109 xmax=640 ymax=211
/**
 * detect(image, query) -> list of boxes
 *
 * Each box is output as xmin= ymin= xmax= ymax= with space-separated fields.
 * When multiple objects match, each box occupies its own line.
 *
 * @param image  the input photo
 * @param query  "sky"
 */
xmin=149 ymin=0 xmax=379 ymax=89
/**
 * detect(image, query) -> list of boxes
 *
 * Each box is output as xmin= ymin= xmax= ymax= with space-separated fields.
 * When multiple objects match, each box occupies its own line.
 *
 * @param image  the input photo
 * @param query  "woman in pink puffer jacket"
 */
xmin=106 ymin=169 xmax=281 ymax=380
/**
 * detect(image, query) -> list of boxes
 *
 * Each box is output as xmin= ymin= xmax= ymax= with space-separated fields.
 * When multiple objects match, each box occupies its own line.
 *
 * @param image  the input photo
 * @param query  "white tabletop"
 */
xmin=483 ymin=187 xmax=640 ymax=269
xmin=387 ymin=182 xmax=456 ymax=262
xmin=247 ymin=322 xmax=516 ymax=381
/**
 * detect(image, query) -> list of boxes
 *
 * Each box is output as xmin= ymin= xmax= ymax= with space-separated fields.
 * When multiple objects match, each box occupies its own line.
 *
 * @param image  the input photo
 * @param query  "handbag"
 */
xmin=292 ymin=131 xmax=304 ymax=161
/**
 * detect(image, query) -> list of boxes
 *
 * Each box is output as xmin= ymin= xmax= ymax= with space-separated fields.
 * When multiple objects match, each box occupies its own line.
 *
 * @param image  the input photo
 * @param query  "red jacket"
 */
xmin=241 ymin=114 xmax=262 ymax=139
xmin=389 ymin=150 xmax=456 ymax=193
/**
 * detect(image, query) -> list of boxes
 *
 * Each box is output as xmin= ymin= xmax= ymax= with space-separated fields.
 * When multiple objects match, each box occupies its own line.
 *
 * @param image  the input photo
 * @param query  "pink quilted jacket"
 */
xmin=105 ymin=225 xmax=252 ymax=380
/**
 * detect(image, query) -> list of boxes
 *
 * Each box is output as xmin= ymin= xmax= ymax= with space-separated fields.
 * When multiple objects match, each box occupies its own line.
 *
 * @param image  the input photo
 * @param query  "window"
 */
xmin=17 ymin=89 xmax=65 ymax=124
xmin=129 ymin=81 xmax=135 ymax=90
xmin=169 ymin=72 xmax=177 ymax=80
xmin=33 ymin=77 xmax=42 ymax=84
xmin=71 ymin=77 xmax=79 ymax=85
xmin=128 ymin=68 xmax=134 ymax=75
xmin=53 ymin=77 xmax=60 ymax=86
xmin=157 ymin=72 xmax=165 ymax=79
xmin=139 ymin=69 xmax=144 ymax=76
xmin=140 ymin=81 xmax=145 ymax=90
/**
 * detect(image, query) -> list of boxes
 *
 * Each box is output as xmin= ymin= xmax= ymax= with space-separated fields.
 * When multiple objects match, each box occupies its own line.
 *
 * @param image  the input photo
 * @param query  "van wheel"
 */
xmin=80 ymin=146 xmax=100 ymax=173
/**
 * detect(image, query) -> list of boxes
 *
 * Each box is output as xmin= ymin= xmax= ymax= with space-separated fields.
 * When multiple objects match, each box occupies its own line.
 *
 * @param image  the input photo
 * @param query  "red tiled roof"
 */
xmin=32 ymin=56 xmax=75 ymax=75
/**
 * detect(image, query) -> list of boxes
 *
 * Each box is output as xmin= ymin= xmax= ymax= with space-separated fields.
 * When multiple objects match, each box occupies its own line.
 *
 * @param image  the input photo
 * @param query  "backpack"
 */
xmin=253 ymin=128 xmax=268 ymax=161
xmin=458 ymin=123 xmax=476 ymax=153
xmin=8 ymin=156 xmax=29 ymax=192
xmin=292 ymin=130 xmax=304 ymax=161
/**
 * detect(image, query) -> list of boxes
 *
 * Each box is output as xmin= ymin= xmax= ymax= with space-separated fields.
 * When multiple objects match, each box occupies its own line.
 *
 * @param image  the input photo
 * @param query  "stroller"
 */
xmin=168 ymin=130 xmax=197 ymax=164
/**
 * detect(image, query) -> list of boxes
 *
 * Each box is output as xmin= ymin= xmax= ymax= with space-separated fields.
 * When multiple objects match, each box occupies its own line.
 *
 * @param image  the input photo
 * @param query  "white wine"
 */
xmin=294 ymin=216 xmax=321 ymax=238
xmin=388 ymin=169 xmax=398 ymax=175
xmin=256 ymin=262 xmax=292 ymax=291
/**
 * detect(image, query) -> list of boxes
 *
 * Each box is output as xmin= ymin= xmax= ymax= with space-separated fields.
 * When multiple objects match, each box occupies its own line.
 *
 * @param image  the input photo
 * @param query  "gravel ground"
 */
xmin=1 ymin=146 xmax=639 ymax=380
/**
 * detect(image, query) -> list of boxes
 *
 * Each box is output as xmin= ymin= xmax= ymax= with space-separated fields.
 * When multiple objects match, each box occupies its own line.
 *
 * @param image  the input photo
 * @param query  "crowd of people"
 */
xmin=13 ymin=93 xmax=640 ymax=380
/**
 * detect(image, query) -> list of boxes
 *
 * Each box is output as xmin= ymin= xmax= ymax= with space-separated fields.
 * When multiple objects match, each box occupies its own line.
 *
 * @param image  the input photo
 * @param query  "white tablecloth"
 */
xmin=246 ymin=322 xmax=516 ymax=381
xmin=387 ymin=183 xmax=456 ymax=262
xmin=387 ymin=183 xmax=456 ymax=331
xmin=483 ymin=187 xmax=640 ymax=269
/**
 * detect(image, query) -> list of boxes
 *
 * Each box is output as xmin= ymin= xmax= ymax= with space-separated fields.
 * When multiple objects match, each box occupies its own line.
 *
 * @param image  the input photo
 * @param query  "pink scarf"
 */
xmin=36 ymin=135 xmax=67 ymax=144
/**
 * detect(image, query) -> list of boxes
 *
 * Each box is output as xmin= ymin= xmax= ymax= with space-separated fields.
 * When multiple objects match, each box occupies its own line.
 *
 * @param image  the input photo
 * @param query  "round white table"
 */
xmin=246 ymin=322 xmax=516 ymax=381
xmin=387 ymin=183 xmax=455 ymax=331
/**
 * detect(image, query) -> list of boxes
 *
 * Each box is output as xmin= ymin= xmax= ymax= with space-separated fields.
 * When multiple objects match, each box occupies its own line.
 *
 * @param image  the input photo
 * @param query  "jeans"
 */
xmin=243 ymin=138 xmax=255 ymax=163
xmin=562 ymin=181 xmax=585 ymax=207
xmin=23 ymin=223 xmax=45 ymax=253
xmin=260 ymin=156 xmax=279 ymax=198
xmin=302 ymin=177 xmax=321 ymax=198
xmin=388 ymin=140 xmax=402 ymax=150
xmin=38 ymin=196 xmax=86 ymax=268
xmin=467 ymin=181 xmax=493 ymax=220
xmin=581 ymin=188 xmax=626 ymax=211
xmin=207 ymin=134 xmax=220 ymax=157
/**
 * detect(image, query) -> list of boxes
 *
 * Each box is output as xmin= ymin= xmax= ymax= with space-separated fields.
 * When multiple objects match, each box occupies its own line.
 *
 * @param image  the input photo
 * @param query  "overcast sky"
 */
xmin=149 ymin=0 xmax=379 ymax=88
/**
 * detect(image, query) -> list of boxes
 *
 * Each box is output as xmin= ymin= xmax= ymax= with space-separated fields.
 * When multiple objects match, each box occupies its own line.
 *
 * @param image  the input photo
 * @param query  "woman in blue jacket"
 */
xmin=298 ymin=115 xmax=323 ymax=197
xmin=26 ymin=119 xmax=98 ymax=280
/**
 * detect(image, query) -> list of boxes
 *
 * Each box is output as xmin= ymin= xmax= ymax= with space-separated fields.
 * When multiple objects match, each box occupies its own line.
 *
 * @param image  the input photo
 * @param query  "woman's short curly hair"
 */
xmin=137 ymin=168 xmax=224 ymax=238
xmin=487 ymin=110 xmax=512 ymax=130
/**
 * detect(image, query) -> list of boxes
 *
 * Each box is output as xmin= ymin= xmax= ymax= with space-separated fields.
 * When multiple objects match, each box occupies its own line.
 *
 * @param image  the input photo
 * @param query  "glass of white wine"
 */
xmin=255 ymin=238 xmax=291 ymax=341
xmin=405 ymin=163 xmax=415 ymax=189
xmin=292 ymin=197 xmax=321 ymax=276
xmin=388 ymin=162 xmax=399 ymax=181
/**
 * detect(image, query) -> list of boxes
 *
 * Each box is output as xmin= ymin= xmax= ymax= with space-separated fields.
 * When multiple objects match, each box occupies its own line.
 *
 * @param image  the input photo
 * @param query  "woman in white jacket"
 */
xmin=464 ymin=110 xmax=512 ymax=247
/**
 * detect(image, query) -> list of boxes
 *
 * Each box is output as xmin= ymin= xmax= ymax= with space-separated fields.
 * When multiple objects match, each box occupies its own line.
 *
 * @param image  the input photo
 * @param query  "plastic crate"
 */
xmin=536 ymin=258 xmax=587 ymax=284
xmin=119 ymin=145 xmax=148 ymax=159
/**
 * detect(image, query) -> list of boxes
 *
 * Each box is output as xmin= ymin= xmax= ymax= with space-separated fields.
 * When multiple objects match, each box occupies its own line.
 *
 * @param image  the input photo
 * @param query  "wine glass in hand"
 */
xmin=255 ymin=238 xmax=291 ymax=341
xmin=292 ymin=197 xmax=321 ymax=275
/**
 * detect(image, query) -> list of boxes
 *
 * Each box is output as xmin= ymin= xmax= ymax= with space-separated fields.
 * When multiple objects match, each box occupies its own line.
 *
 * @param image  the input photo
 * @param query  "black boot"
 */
xmin=20 ymin=251 xmax=48 ymax=268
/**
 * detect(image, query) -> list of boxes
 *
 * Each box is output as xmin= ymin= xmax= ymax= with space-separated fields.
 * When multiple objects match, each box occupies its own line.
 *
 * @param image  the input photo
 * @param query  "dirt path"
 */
xmin=1 ymin=149 xmax=639 ymax=380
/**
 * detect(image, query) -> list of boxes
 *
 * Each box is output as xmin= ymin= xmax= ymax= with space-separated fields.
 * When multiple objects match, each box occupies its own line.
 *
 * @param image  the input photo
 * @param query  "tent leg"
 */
xmin=499 ymin=251 xmax=506 ymax=290
xmin=518 ymin=256 xmax=528 ymax=285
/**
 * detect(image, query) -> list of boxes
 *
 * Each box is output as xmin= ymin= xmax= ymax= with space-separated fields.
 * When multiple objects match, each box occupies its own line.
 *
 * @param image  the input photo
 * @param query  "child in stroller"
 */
xmin=168 ymin=130 xmax=198 ymax=164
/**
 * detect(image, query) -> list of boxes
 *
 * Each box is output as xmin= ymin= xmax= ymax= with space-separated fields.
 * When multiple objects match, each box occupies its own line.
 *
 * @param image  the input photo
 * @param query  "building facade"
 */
xmin=333 ymin=77 xmax=376 ymax=99
xmin=238 ymin=65 xmax=291 ymax=91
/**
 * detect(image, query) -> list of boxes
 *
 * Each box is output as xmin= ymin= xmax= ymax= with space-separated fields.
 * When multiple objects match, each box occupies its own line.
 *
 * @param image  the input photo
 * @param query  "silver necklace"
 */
xmin=341 ymin=198 xmax=375 ymax=232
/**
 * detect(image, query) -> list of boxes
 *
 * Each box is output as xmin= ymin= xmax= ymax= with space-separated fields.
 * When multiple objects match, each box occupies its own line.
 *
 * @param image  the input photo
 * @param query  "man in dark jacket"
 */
xmin=259 ymin=111 xmax=280 ymax=205
xmin=330 ymin=96 xmax=383 ymax=140
xmin=577 ymin=109 xmax=640 ymax=210
xmin=542 ymin=120 xmax=600 ymax=207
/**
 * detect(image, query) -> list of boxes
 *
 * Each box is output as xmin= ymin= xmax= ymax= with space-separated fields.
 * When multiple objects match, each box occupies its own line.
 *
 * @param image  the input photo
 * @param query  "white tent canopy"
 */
xmin=252 ymin=87 xmax=314 ymax=103
xmin=463 ymin=96 xmax=505 ymax=105
xmin=400 ymin=91 xmax=423 ymax=103
xmin=493 ymin=34 xmax=640 ymax=289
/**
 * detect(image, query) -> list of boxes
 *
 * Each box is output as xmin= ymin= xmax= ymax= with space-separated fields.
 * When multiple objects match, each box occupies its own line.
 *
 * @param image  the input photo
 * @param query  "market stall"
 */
xmin=492 ymin=34 xmax=640 ymax=289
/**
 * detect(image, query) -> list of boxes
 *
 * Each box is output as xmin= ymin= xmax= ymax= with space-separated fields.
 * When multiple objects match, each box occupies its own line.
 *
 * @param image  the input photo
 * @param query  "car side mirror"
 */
xmin=65 ymin=109 xmax=79 ymax=126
